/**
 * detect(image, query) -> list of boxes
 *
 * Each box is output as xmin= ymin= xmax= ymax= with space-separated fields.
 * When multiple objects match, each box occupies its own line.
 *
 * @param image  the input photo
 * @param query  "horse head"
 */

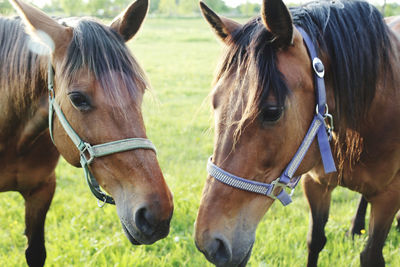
xmin=195 ymin=0 xmax=325 ymax=265
xmin=11 ymin=0 xmax=173 ymax=245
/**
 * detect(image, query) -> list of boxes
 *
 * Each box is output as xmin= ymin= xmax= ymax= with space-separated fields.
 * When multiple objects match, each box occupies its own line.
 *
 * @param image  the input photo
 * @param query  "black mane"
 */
xmin=292 ymin=0 xmax=392 ymax=127
xmin=218 ymin=0 xmax=393 ymax=129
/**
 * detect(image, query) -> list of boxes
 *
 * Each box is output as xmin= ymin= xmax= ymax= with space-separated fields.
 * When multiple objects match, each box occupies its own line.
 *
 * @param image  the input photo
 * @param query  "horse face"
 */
xmin=12 ymin=0 xmax=173 ymax=245
xmin=195 ymin=0 xmax=321 ymax=265
xmin=54 ymin=68 xmax=173 ymax=245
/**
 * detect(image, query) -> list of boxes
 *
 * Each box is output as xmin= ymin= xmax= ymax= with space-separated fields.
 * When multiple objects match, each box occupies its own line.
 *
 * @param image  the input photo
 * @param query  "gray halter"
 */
xmin=48 ymin=61 xmax=156 ymax=206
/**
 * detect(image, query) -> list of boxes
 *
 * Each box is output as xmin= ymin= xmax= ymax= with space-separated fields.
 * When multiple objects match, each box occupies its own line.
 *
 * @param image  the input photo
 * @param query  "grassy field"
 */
xmin=1 ymin=17 xmax=399 ymax=266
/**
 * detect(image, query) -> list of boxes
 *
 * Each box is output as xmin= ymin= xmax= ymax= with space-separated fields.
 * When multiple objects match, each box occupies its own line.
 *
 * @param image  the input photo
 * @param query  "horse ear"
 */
xmin=110 ymin=0 xmax=148 ymax=42
xmin=261 ymin=0 xmax=293 ymax=47
xmin=199 ymin=1 xmax=241 ymax=43
xmin=9 ymin=0 xmax=71 ymax=55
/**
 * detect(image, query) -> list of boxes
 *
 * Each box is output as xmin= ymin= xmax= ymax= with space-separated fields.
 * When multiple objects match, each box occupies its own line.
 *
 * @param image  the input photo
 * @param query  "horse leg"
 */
xmin=360 ymin=192 xmax=400 ymax=267
xmin=22 ymin=172 xmax=56 ymax=267
xmin=302 ymin=174 xmax=335 ymax=267
xmin=396 ymin=211 xmax=400 ymax=231
xmin=349 ymin=195 xmax=368 ymax=237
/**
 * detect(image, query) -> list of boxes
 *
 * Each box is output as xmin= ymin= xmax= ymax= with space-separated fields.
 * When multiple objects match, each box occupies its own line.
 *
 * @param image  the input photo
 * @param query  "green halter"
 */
xmin=48 ymin=61 xmax=156 ymax=206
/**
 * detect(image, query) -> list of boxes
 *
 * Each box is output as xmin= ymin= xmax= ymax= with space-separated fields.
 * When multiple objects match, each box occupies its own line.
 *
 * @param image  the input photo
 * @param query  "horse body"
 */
xmin=1 ymin=1 xmax=173 ymax=266
xmin=0 ymin=16 xmax=58 ymax=190
xmin=304 ymin=17 xmax=400 ymax=266
xmin=302 ymin=19 xmax=400 ymax=263
xmin=0 ymin=17 xmax=58 ymax=266
xmin=195 ymin=1 xmax=400 ymax=266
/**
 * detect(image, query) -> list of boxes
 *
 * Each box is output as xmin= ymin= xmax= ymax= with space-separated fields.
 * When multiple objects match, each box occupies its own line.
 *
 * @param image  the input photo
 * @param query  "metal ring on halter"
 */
xmin=315 ymin=103 xmax=334 ymax=131
xmin=97 ymin=196 xmax=107 ymax=208
xmin=315 ymin=103 xmax=329 ymax=116
xmin=316 ymin=103 xmax=334 ymax=140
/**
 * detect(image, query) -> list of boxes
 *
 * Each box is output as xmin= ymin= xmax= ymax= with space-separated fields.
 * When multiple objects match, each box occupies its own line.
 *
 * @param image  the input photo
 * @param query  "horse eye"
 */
xmin=68 ymin=91 xmax=91 ymax=111
xmin=262 ymin=106 xmax=283 ymax=123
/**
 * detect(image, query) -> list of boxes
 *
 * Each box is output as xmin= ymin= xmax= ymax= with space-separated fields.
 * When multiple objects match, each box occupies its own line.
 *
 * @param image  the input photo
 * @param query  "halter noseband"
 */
xmin=48 ymin=61 xmax=156 ymax=207
xmin=207 ymin=27 xmax=337 ymax=206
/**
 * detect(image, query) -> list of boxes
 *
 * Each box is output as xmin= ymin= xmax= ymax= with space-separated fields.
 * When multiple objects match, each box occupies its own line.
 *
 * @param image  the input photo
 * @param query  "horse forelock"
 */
xmin=214 ymin=17 xmax=289 ymax=142
xmin=58 ymin=18 xmax=149 ymax=114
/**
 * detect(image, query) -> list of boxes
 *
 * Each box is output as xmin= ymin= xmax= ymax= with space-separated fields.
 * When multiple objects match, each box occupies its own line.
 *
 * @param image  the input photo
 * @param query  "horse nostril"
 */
xmin=134 ymin=207 xmax=155 ymax=236
xmin=207 ymin=237 xmax=232 ymax=266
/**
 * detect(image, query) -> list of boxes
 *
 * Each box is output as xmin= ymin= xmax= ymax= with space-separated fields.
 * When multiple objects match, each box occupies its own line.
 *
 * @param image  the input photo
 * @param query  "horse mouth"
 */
xmin=121 ymin=222 xmax=141 ymax=245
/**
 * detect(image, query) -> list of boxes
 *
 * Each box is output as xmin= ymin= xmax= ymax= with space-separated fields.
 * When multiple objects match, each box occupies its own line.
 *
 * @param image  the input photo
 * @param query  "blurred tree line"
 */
xmin=0 ymin=0 xmax=400 ymax=18
xmin=0 ymin=0 xmax=272 ymax=17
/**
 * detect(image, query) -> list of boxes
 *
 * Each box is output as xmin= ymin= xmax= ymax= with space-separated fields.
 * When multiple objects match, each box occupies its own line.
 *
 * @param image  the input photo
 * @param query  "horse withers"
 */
xmin=195 ymin=0 xmax=400 ymax=266
xmin=0 ymin=0 xmax=173 ymax=266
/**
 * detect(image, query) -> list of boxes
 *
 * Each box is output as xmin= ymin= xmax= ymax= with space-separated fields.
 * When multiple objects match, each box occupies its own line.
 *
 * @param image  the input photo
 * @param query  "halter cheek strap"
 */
xmin=48 ymin=62 xmax=156 ymax=206
xmin=207 ymin=27 xmax=337 ymax=206
xmin=297 ymin=26 xmax=336 ymax=174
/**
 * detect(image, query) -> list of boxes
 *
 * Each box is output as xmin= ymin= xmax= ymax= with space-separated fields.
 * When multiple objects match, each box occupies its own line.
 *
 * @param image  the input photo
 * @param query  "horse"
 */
xmin=0 ymin=0 xmax=173 ymax=266
xmin=194 ymin=0 xmax=400 ymax=266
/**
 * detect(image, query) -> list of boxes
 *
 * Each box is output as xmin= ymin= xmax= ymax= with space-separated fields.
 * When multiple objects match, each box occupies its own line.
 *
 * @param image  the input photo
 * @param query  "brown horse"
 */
xmin=195 ymin=0 xmax=400 ymax=266
xmin=0 ymin=0 xmax=173 ymax=266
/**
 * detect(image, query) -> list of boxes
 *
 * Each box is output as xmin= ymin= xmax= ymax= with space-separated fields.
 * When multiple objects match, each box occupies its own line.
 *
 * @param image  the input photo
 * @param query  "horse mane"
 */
xmin=291 ymin=0 xmax=393 ymax=128
xmin=0 ymin=17 xmax=47 ymax=114
xmin=292 ymin=0 xmax=393 ymax=174
xmin=216 ymin=0 xmax=393 ymax=170
xmin=58 ymin=18 xmax=149 ymax=113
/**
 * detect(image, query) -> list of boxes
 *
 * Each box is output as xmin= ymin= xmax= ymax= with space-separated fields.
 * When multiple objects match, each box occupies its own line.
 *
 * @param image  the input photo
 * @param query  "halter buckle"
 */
xmin=80 ymin=142 xmax=95 ymax=165
xmin=315 ymin=104 xmax=334 ymax=140
xmin=48 ymin=89 xmax=54 ymax=99
xmin=269 ymin=179 xmax=287 ymax=199
xmin=324 ymin=113 xmax=334 ymax=140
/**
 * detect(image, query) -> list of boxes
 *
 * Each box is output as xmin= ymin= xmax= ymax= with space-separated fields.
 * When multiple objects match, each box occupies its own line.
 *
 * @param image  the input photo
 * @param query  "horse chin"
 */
xmin=224 ymin=242 xmax=253 ymax=267
xmin=211 ymin=239 xmax=254 ymax=267
xmin=121 ymin=222 xmax=142 ymax=245
xmin=213 ymin=243 xmax=253 ymax=267
xmin=120 ymin=217 xmax=169 ymax=245
xmin=237 ymin=244 xmax=253 ymax=267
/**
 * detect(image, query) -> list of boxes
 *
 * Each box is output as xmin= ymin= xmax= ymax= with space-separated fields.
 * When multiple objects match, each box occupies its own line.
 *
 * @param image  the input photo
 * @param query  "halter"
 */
xmin=47 ymin=61 xmax=156 ymax=206
xmin=207 ymin=27 xmax=337 ymax=206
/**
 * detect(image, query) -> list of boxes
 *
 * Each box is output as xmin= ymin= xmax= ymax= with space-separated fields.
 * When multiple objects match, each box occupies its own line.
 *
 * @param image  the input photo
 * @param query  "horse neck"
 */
xmin=328 ymin=33 xmax=400 ymax=173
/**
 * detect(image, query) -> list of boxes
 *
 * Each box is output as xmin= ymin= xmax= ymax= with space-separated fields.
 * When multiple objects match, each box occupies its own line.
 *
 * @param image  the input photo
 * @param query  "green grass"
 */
xmin=1 ymin=17 xmax=399 ymax=266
